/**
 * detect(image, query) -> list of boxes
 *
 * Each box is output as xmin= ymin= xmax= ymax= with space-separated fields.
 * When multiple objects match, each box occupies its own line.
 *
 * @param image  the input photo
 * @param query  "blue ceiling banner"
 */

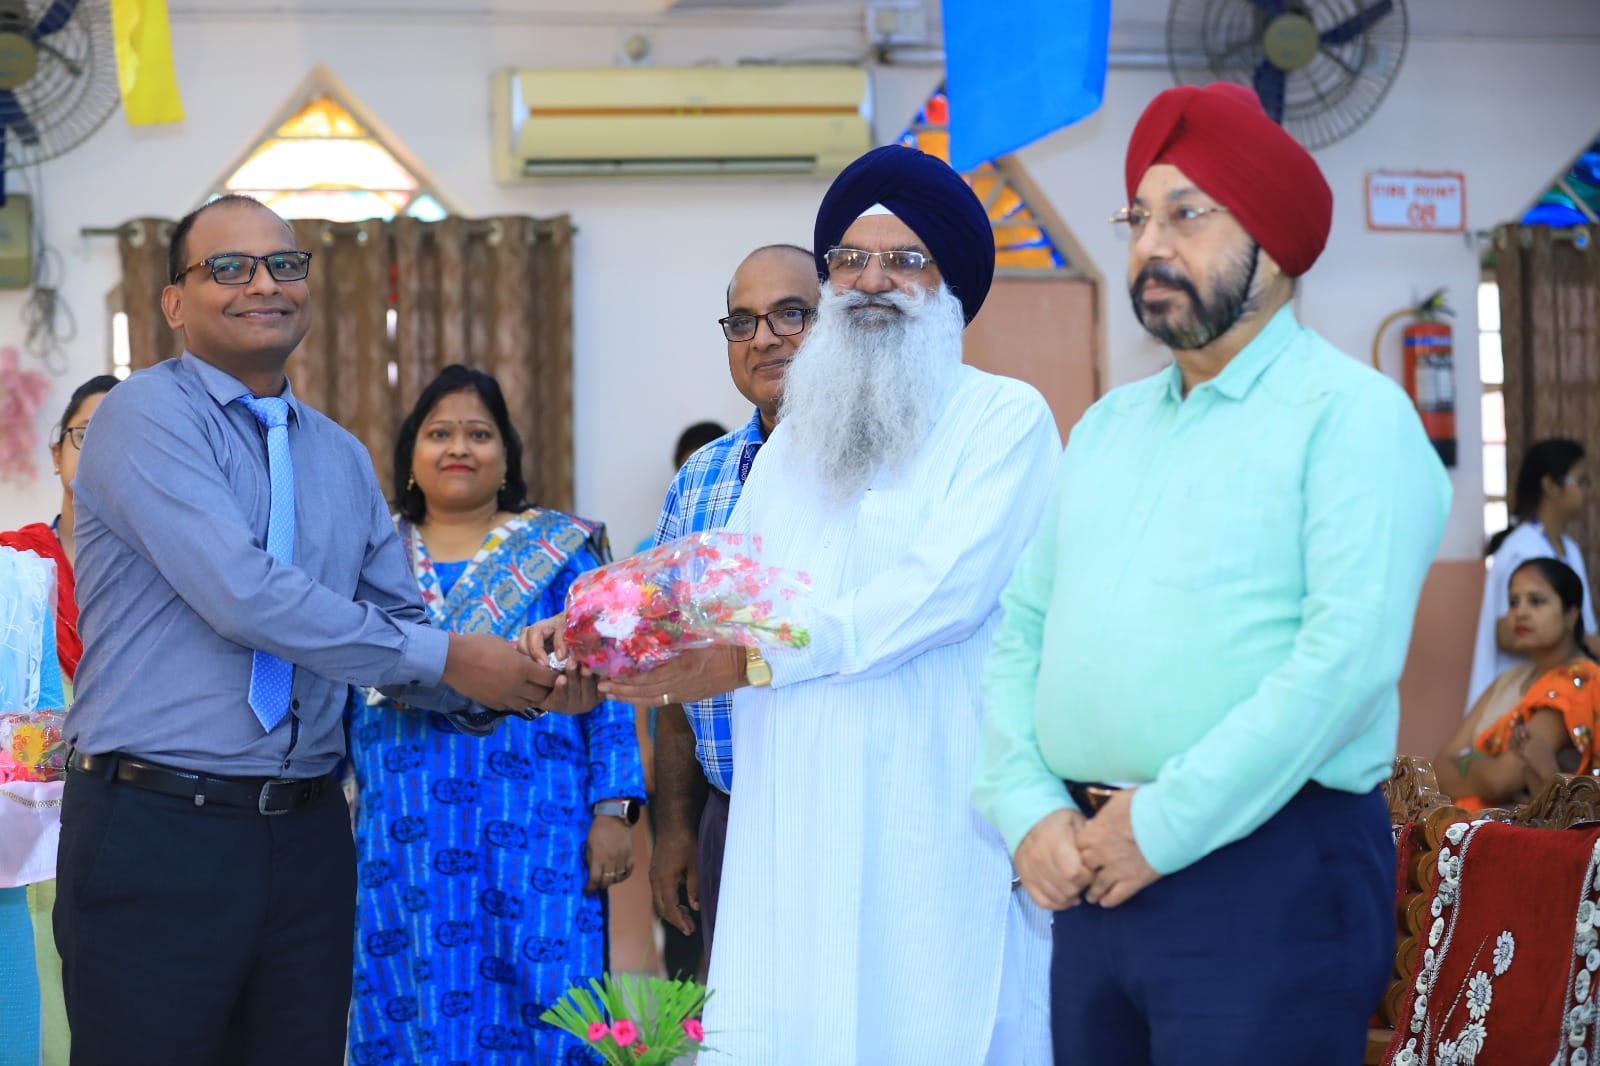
xmin=942 ymin=0 xmax=1112 ymax=172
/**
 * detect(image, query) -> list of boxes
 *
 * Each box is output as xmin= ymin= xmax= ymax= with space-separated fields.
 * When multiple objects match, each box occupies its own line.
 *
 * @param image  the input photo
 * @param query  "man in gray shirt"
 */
xmin=55 ymin=195 xmax=581 ymax=1066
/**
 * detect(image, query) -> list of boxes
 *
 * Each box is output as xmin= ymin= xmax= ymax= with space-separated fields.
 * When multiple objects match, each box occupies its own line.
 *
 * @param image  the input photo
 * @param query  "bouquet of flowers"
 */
xmin=0 ymin=546 xmax=67 ymax=889
xmin=562 ymin=531 xmax=811 ymax=676
xmin=0 ymin=546 xmax=65 ymax=783
xmin=0 ymin=712 xmax=65 ymax=783
xmin=541 ymin=973 xmax=711 ymax=1065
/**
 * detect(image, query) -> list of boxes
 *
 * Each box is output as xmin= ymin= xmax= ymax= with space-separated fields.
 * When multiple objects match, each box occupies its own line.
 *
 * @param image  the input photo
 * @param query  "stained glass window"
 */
xmin=1521 ymin=134 xmax=1600 ymax=226
xmin=898 ymin=87 xmax=1071 ymax=271
xmin=215 ymin=72 xmax=452 ymax=223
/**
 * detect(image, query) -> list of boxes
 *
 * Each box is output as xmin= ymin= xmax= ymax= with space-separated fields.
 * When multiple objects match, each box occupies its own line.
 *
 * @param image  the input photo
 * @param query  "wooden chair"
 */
xmin=1366 ymin=763 xmax=1600 ymax=1064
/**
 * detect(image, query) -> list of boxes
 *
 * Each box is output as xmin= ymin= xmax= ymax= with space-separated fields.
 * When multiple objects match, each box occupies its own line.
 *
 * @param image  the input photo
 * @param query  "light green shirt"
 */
xmin=973 ymin=306 xmax=1450 ymax=874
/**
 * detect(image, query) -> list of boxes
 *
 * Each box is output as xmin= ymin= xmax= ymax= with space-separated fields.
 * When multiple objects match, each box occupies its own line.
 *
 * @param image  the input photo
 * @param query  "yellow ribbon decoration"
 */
xmin=110 ymin=0 xmax=185 ymax=126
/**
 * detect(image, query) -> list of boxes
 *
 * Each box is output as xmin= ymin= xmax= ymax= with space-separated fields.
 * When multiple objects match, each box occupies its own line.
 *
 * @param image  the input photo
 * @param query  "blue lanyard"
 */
xmin=738 ymin=441 xmax=761 ymax=484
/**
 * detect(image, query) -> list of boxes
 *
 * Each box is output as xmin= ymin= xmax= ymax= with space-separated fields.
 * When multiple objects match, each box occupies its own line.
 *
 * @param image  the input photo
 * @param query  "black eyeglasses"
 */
xmin=58 ymin=426 xmax=87 ymax=450
xmin=718 ymin=307 xmax=816 ymax=342
xmin=823 ymin=247 xmax=930 ymax=279
xmin=173 ymin=251 xmax=313 ymax=286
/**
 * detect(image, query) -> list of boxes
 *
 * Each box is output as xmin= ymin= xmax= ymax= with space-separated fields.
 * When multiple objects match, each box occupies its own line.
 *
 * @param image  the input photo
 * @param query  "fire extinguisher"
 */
xmin=1372 ymin=289 xmax=1456 ymax=467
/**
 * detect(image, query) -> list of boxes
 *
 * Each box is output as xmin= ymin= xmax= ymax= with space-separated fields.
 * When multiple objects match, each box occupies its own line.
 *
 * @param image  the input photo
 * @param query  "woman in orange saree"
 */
xmin=1435 ymin=556 xmax=1598 ymax=809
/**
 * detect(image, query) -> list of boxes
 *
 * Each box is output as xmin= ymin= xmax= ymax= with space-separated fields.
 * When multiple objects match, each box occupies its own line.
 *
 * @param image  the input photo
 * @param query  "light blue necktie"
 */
xmin=238 ymin=394 xmax=295 ymax=732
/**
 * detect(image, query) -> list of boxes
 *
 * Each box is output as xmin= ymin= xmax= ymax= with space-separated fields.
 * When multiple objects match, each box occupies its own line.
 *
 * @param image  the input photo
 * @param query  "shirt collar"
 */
xmin=741 ymin=406 xmax=769 ymax=443
xmin=181 ymin=351 xmax=304 ymax=424
xmin=1160 ymin=304 xmax=1300 ymax=404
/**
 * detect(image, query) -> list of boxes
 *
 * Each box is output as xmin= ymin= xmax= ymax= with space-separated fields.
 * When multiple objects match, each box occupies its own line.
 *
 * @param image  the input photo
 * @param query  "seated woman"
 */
xmin=1436 ymin=556 xmax=1598 ymax=809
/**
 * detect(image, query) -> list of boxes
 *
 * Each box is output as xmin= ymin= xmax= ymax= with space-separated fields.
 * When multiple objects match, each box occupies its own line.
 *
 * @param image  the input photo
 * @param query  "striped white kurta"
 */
xmin=703 ymin=366 xmax=1061 ymax=1065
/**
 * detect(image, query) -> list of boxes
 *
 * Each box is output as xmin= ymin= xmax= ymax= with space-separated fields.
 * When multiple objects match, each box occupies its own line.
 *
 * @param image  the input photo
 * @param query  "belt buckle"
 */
xmin=258 ymin=778 xmax=300 ymax=816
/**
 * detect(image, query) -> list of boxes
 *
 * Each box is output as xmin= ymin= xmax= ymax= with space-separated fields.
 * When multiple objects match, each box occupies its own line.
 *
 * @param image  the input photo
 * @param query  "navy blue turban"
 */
xmin=813 ymin=144 xmax=995 ymax=324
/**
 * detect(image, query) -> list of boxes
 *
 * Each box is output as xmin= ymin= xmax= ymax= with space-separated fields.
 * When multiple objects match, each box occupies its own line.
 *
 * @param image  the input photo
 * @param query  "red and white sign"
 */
xmin=1365 ymin=171 xmax=1466 ymax=232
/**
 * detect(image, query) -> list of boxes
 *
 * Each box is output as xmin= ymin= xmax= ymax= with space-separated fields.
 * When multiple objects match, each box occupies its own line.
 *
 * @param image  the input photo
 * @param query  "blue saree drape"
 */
xmin=349 ymin=509 xmax=645 ymax=1065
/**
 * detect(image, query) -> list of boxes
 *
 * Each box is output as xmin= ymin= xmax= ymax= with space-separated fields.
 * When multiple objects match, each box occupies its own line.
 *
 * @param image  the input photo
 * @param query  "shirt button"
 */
xmin=291 ymin=699 xmax=300 ymax=711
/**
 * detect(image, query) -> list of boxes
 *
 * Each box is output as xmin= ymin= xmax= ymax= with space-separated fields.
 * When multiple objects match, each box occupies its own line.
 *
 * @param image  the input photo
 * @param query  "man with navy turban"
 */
xmin=975 ymin=83 xmax=1451 ymax=1062
xmin=595 ymin=144 xmax=1061 ymax=1064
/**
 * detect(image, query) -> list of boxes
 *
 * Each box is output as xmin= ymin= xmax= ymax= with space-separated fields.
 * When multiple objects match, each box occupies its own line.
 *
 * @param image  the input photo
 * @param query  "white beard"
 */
xmin=778 ymin=281 xmax=966 ymax=506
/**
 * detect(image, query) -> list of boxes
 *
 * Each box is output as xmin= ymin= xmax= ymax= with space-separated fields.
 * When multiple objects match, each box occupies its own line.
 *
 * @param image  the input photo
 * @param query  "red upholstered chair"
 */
xmin=1378 ymin=775 xmax=1600 ymax=1066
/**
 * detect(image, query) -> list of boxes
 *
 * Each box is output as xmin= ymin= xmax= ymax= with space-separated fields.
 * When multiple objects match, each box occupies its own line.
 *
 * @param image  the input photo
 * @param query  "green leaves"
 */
xmin=540 ymin=973 xmax=713 ymax=1065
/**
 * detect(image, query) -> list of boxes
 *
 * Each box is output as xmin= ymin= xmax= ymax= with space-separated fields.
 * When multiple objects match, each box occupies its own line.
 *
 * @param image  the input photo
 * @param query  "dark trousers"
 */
xmin=696 ymin=786 xmax=731 ymax=962
xmin=54 ymin=763 xmax=356 ymax=1066
xmin=1051 ymin=785 xmax=1394 ymax=1065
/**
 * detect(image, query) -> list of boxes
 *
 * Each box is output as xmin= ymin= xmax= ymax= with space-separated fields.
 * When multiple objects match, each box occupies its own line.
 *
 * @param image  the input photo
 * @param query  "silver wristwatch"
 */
xmin=593 ymin=798 xmax=641 ymax=825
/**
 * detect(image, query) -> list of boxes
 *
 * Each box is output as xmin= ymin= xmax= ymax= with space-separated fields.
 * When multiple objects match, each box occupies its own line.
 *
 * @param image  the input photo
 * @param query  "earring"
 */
xmin=406 ymin=471 xmax=416 ymax=491
xmin=500 ymin=476 xmax=508 ymax=490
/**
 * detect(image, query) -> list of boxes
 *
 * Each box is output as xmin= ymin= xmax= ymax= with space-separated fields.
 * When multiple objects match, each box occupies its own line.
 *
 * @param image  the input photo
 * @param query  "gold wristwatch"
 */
xmin=745 ymin=646 xmax=772 ymax=687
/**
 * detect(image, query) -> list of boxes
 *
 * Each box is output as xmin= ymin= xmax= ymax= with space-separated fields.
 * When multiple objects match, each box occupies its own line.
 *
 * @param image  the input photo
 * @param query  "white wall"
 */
xmin=8 ymin=1 xmax=1599 ymax=559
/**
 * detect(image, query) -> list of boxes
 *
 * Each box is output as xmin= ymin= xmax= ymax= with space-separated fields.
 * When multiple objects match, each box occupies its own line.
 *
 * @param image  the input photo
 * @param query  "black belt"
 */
xmin=1064 ymin=779 xmax=1124 ymax=816
xmin=70 ymin=751 xmax=328 ymax=816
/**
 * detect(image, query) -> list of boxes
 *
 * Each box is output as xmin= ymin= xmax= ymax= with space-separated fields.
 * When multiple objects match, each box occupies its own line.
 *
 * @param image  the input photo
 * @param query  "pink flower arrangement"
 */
xmin=563 ymin=532 xmax=811 ymax=676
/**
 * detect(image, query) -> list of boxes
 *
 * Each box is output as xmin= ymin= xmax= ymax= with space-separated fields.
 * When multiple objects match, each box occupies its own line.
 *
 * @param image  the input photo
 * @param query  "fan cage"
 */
xmin=1166 ymin=0 xmax=1409 ymax=150
xmin=4 ymin=0 xmax=118 ymax=167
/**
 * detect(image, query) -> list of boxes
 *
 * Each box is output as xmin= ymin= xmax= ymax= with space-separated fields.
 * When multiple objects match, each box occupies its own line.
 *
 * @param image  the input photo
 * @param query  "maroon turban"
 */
xmin=1123 ymin=83 xmax=1332 ymax=277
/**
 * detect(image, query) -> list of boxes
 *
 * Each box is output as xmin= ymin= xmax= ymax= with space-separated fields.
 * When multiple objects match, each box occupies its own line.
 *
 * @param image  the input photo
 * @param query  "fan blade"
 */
xmin=31 ymin=0 xmax=80 ymax=39
xmin=0 ymin=88 xmax=38 ymax=146
xmin=1252 ymin=60 xmax=1286 ymax=123
xmin=1244 ymin=0 xmax=1286 ymax=14
xmin=1320 ymin=0 xmax=1394 ymax=46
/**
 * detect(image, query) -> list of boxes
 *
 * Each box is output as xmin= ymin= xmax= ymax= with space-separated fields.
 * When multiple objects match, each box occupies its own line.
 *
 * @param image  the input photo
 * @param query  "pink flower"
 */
xmin=586 ymin=1022 xmax=608 ymax=1042
xmin=610 ymin=1019 xmax=639 ymax=1046
xmin=682 ymin=1018 xmax=705 ymax=1042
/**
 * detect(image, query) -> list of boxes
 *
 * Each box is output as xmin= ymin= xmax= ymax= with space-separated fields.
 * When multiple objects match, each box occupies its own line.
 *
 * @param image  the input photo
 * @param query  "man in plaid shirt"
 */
xmin=648 ymin=244 xmax=819 ymax=967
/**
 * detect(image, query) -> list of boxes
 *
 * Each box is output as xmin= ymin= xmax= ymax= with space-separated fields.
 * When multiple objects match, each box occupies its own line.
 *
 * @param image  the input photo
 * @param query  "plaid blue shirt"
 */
xmin=653 ymin=407 xmax=766 ymax=794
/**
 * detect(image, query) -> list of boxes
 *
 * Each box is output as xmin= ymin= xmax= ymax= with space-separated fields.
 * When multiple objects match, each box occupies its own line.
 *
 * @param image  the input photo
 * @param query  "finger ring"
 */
xmin=660 ymin=693 xmax=671 ymax=707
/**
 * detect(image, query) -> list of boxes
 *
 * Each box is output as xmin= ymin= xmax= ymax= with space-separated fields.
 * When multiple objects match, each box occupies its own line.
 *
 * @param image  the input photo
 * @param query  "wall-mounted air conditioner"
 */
xmin=491 ymin=66 xmax=871 ymax=179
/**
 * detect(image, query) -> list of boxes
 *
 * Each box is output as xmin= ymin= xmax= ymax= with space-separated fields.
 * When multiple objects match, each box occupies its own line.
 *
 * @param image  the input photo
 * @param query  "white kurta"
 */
xmin=703 ymin=366 xmax=1061 ymax=1065
xmin=1466 ymin=521 xmax=1597 ymax=713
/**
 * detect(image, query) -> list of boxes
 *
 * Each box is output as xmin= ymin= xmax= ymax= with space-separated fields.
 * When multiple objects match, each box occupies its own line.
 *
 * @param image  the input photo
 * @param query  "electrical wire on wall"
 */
xmin=17 ymin=163 xmax=74 ymax=377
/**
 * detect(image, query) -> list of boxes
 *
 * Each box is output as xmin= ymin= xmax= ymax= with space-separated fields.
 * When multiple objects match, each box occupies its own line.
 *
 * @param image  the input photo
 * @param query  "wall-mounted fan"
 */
xmin=0 ymin=0 xmax=117 ymax=199
xmin=1167 ymin=0 xmax=1407 ymax=150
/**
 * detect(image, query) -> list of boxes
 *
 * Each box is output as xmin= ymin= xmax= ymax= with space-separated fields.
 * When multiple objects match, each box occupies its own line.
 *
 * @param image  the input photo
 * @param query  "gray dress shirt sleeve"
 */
xmin=77 ymin=379 xmax=500 ymax=734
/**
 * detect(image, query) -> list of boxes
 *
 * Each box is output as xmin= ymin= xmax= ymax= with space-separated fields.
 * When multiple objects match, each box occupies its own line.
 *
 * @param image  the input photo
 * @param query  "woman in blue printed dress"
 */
xmin=349 ymin=365 xmax=645 ymax=1066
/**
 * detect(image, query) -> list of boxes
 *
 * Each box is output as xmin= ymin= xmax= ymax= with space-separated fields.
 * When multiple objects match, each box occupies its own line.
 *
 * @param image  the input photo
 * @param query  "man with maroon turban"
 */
xmin=974 ymin=83 xmax=1452 ymax=1061
xmin=579 ymin=144 xmax=1061 ymax=1064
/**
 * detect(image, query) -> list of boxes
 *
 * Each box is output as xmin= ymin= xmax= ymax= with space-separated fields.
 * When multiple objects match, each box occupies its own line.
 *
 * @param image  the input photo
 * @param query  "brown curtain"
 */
xmin=1496 ymin=223 xmax=1600 ymax=578
xmin=116 ymin=219 xmax=184 ymax=368
xmin=390 ymin=215 xmax=575 ymax=511
xmin=112 ymin=213 xmax=575 ymax=512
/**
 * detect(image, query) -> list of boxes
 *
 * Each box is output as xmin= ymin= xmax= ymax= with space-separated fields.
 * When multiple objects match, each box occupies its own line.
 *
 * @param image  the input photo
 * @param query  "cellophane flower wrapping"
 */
xmin=562 ymin=532 xmax=812 ymax=676
xmin=0 ymin=547 xmax=65 ymax=783
xmin=0 ymin=547 xmax=67 ymax=889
